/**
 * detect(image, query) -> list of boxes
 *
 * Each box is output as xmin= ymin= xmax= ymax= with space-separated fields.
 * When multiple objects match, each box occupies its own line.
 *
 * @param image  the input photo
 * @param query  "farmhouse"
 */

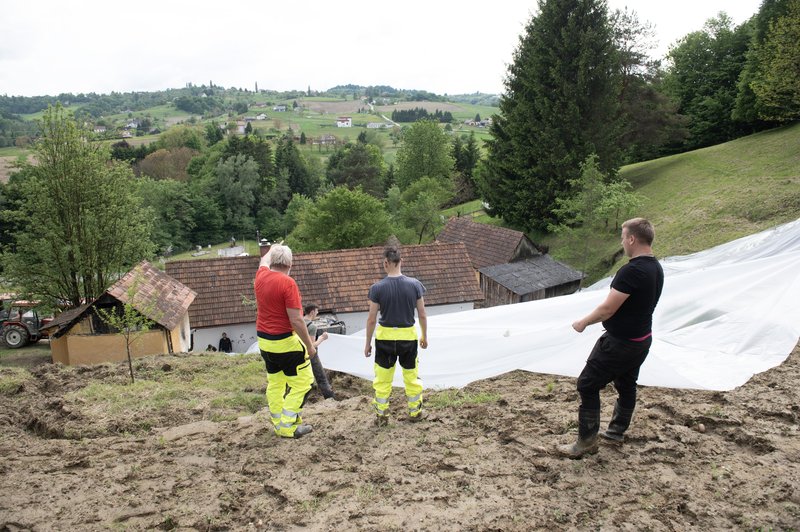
xmin=336 ymin=116 xmax=352 ymax=128
xmin=256 ymin=113 xmax=268 ymax=120
xmin=166 ymin=242 xmax=483 ymax=352
xmin=272 ymin=105 xmax=287 ymax=112
xmin=436 ymin=216 xmax=583 ymax=307
xmin=313 ymin=134 xmax=338 ymax=146
xmin=41 ymin=261 xmax=196 ymax=366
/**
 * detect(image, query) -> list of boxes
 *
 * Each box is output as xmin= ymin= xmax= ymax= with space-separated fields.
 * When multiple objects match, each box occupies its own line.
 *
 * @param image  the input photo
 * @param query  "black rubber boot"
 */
xmin=310 ymin=355 xmax=335 ymax=399
xmin=600 ymin=400 xmax=635 ymax=442
xmin=556 ymin=408 xmax=600 ymax=459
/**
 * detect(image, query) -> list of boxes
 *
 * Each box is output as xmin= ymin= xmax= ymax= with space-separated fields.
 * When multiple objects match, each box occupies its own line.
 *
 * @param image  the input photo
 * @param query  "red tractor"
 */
xmin=0 ymin=300 xmax=52 ymax=349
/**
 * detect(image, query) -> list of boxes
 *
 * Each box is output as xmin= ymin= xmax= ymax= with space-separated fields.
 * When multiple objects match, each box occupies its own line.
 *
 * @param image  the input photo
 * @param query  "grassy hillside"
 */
xmin=541 ymin=122 xmax=800 ymax=282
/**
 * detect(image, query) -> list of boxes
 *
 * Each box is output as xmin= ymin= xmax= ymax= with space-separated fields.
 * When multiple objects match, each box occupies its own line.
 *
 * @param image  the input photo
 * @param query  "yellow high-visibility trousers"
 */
xmin=259 ymin=333 xmax=314 ymax=437
xmin=373 ymin=325 xmax=423 ymax=419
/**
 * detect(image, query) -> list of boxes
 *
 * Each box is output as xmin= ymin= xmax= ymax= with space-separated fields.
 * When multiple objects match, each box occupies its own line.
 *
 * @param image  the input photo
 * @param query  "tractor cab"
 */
xmin=0 ymin=300 xmax=52 ymax=349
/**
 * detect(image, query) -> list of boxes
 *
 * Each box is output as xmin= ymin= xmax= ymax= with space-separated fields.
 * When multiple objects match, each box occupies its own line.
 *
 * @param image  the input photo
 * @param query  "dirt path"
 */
xmin=1 ymin=345 xmax=798 ymax=530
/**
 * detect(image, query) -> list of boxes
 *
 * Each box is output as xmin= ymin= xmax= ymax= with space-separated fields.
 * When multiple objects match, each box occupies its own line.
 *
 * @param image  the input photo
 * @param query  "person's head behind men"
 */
xmin=383 ymin=245 xmax=401 ymax=268
xmin=621 ymin=217 xmax=655 ymax=256
xmin=265 ymin=244 xmax=293 ymax=271
xmin=303 ymin=303 xmax=319 ymax=319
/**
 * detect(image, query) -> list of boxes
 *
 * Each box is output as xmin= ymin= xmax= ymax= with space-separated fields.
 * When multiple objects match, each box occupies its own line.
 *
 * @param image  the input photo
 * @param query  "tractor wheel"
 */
xmin=3 ymin=325 xmax=29 ymax=349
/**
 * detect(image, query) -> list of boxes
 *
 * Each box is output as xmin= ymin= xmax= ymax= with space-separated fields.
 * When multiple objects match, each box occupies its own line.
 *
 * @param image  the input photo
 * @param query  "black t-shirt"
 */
xmin=368 ymin=275 xmax=426 ymax=328
xmin=603 ymin=256 xmax=664 ymax=339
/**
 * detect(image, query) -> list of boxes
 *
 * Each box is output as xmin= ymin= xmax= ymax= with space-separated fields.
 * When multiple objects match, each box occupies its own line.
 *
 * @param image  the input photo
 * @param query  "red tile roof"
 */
xmin=166 ymin=242 xmax=483 ymax=328
xmin=107 ymin=260 xmax=197 ymax=330
xmin=41 ymin=261 xmax=196 ymax=337
xmin=436 ymin=216 xmax=533 ymax=269
xmin=166 ymin=256 xmax=260 ymax=329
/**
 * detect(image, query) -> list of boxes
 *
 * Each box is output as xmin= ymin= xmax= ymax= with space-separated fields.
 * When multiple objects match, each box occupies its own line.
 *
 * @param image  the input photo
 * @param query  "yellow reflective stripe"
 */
xmin=375 ymin=324 xmax=417 ymax=341
xmin=258 ymin=333 xmax=304 ymax=353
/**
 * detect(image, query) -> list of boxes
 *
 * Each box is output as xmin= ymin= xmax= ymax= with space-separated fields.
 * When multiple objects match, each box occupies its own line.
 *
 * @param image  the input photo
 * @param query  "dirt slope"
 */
xmin=1 ymin=345 xmax=798 ymax=531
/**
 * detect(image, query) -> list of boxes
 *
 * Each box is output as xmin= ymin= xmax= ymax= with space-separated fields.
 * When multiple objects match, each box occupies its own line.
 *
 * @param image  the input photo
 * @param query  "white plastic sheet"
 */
xmin=249 ymin=219 xmax=800 ymax=391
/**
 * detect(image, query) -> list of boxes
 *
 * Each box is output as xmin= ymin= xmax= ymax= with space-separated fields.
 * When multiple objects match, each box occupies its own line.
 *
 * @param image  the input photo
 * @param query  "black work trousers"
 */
xmin=576 ymin=332 xmax=651 ymax=410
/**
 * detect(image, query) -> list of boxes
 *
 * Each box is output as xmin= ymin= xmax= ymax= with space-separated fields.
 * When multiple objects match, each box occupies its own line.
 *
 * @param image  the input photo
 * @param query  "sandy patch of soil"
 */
xmin=1 ymin=344 xmax=798 ymax=530
xmin=0 ymin=156 xmax=22 ymax=183
xmin=300 ymin=100 xmax=366 ymax=114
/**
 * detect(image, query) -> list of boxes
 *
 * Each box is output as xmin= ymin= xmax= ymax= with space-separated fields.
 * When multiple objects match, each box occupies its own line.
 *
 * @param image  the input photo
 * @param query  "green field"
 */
xmin=533 ymin=122 xmax=800 ymax=282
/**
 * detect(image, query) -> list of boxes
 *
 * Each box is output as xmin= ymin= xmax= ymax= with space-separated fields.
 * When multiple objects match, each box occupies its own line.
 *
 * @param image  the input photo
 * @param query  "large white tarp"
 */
xmin=249 ymin=219 xmax=800 ymax=391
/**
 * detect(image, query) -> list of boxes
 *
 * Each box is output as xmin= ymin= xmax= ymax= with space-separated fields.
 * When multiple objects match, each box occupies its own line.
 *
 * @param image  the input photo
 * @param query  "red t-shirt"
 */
xmin=254 ymin=267 xmax=302 ymax=334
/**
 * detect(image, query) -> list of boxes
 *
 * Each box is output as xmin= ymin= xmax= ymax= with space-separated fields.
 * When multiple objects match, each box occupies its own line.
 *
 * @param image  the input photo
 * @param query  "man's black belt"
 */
xmin=257 ymin=330 xmax=293 ymax=340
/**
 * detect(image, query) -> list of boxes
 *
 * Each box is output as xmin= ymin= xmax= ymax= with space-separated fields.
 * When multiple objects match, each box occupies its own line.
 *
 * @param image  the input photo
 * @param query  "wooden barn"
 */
xmin=437 ymin=216 xmax=584 ymax=307
xmin=479 ymin=257 xmax=584 ymax=307
xmin=42 ymin=261 xmax=196 ymax=366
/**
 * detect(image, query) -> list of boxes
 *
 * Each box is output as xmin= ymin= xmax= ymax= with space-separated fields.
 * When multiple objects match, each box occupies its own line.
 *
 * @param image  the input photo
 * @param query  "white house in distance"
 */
xmin=336 ymin=116 xmax=352 ymax=128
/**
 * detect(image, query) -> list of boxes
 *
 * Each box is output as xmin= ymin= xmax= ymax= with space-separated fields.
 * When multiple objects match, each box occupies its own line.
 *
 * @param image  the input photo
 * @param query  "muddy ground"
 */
xmin=1 ymin=344 xmax=798 ymax=531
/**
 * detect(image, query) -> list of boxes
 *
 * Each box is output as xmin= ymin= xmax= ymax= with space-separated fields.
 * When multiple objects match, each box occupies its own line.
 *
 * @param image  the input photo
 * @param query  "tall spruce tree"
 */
xmin=481 ymin=0 xmax=621 ymax=231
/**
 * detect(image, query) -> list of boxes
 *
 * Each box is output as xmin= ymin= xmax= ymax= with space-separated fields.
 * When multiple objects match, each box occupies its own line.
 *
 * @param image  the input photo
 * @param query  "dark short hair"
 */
xmin=623 ymin=217 xmax=655 ymax=245
xmin=383 ymin=245 xmax=401 ymax=264
xmin=303 ymin=303 xmax=319 ymax=315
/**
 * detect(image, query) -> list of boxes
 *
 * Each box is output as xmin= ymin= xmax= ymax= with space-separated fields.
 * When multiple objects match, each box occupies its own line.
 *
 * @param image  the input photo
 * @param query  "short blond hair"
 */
xmin=622 ymin=218 xmax=655 ymax=245
xmin=266 ymin=244 xmax=293 ymax=268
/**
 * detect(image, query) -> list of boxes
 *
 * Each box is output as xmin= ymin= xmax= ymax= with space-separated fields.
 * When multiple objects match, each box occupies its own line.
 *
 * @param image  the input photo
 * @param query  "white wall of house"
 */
xmin=178 ymin=314 xmax=192 ymax=352
xmin=190 ymin=302 xmax=475 ymax=353
xmin=191 ymin=323 xmax=258 ymax=354
xmin=331 ymin=302 xmax=475 ymax=335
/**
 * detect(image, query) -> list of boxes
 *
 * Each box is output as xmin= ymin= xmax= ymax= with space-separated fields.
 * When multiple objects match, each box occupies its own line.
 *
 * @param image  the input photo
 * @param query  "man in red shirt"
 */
xmin=254 ymin=244 xmax=317 ymax=438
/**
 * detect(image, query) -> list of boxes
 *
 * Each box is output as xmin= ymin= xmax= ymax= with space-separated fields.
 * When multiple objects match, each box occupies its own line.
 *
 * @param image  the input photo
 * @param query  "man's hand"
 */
xmin=419 ymin=337 xmax=428 ymax=349
xmin=364 ymin=343 xmax=372 ymax=358
xmin=319 ymin=332 xmax=329 ymax=341
xmin=307 ymin=344 xmax=317 ymax=358
xmin=572 ymin=320 xmax=586 ymax=333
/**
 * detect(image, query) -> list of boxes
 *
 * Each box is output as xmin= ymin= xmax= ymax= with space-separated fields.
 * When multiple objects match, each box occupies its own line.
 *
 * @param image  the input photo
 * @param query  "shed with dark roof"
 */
xmin=436 ymin=216 xmax=541 ymax=270
xmin=479 ymin=257 xmax=585 ymax=306
xmin=437 ymin=216 xmax=584 ymax=307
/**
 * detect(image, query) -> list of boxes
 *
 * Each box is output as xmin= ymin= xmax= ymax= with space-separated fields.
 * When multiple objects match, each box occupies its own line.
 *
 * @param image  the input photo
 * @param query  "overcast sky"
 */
xmin=1 ymin=0 xmax=762 ymax=98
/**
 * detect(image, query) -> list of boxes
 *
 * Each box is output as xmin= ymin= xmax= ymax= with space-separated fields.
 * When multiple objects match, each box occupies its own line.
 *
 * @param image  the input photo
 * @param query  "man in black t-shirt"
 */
xmin=557 ymin=218 xmax=664 ymax=459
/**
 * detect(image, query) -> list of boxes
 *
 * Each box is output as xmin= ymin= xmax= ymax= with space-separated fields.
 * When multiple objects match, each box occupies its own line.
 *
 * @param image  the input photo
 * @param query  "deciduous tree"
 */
xmin=289 ymin=186 xmax=391 ymax=251
xmin=394 ymin=120 xmax=454 ymax=189
xmin=549 ymin=154 xmax=642 ymax=279
xmin=3 ymin=105 xmax=154 ymax=307
xmin=664 ymin=14 xmax=752 ymax=149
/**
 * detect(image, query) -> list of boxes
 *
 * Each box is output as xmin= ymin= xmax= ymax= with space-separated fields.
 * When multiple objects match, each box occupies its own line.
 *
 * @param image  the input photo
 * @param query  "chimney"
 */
xmin=259 ymin=239 xmax=272 ymax=258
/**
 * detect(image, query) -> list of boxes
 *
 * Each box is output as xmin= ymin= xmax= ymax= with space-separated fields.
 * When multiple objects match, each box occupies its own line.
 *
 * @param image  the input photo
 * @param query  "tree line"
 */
xmin=390 ymin=108 xmax=454 ymax=123
xmin=0 ymin=105 xmax=483 ymax=308
xmin=480 ymin=0 xmax=799 ymax=233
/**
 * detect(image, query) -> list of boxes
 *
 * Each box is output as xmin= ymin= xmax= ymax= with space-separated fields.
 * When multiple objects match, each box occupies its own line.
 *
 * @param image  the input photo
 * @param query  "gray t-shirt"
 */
xmin=368 ymin=275 xmax=426 ymax=328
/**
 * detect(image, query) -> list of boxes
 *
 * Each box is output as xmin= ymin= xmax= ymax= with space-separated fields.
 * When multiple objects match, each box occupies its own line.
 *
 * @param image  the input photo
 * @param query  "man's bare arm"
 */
xmin=572 ymin=289 xmax=629 ymax=333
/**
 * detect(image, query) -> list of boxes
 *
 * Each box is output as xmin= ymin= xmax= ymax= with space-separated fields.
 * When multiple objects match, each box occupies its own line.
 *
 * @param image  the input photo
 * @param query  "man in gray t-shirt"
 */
xmin=364 ymin=246 xmax=428 ymax=426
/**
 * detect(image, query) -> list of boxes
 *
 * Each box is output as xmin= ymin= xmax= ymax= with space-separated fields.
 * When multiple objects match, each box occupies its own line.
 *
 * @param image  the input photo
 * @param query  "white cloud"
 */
xmin=0 ymin=0 xmax=761 ymax=97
